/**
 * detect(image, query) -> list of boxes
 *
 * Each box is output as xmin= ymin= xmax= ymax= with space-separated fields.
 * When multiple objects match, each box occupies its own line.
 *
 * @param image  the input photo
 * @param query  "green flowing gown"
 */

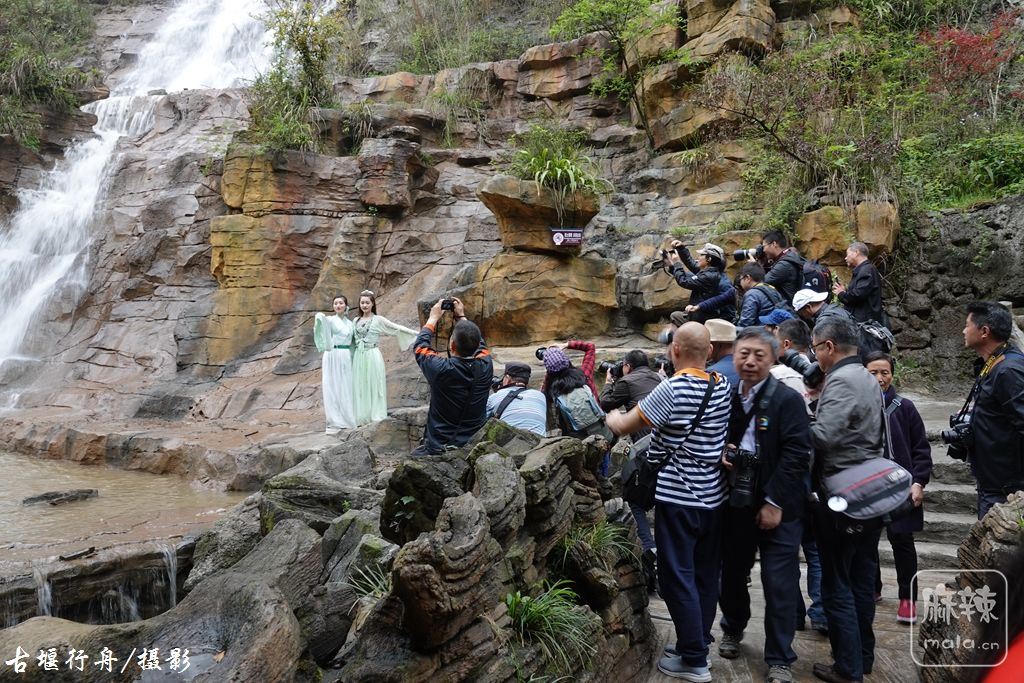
xmin=352 ymin=314 xmax=418 ymax=425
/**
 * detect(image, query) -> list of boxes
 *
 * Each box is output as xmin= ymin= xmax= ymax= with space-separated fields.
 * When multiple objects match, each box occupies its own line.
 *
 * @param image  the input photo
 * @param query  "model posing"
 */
xmin=352 ymin=290 xmax=418 ymax=424
xmin=313 ymin=295 xmax=356 ymax=434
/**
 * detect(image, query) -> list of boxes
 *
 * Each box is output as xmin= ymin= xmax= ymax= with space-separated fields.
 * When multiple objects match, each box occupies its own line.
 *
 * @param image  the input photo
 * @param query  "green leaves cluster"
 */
xmin=551 ymin=0 xmax=693 ymax=146
xmin=505 ymin=580 xmax=597 ymax=674
xmin=506 ymin=124 xmax=612 ymax=225
xmin=0 ymin=0 xmax=94 ymax=148
xmin=247 ymin=0 xmax=351 ymax=154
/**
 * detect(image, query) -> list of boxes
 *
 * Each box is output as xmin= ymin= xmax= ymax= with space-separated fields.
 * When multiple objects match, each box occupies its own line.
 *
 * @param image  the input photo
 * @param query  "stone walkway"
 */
xmin=643 ymin=565 xmax=950 ymax=682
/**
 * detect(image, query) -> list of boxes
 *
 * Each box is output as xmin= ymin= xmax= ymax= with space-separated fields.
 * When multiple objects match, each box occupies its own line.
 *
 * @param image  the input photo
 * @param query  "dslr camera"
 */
xmin=725 ymin=445 xmax=761 ymax=508
xmin=534 ymin=346 xmax=547 ymax=362
xmin=441 ymin=298 xmax=456 ymax=311
xmin=650 ymin=245 xmax=684 ymax=271
xmin=941 ymin=414 xmax=973 ymax=462
xmin=778 ymin=348 xmax=825 ymax=390
xmin=490 ymin=376 xmax=504 ymax=392
xmin=653 ymin=355 xmax=674 ymax=376
xmin=732 ymin=244 xmax=765 ymax=262
xmin=599 ymin=359 xmax=625 ymax=380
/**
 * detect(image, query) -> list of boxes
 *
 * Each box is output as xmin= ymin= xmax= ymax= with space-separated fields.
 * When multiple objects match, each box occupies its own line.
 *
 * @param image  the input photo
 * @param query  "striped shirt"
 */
xmin=637 ymin=368 xmax=732 ymax=509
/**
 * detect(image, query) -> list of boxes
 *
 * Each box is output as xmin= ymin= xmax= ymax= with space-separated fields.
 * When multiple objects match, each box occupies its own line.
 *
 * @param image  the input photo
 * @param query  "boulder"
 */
xmin=854 ymin=201 xmax=899 ymax=257
xmin=184 ymin=493 xmax=263 ymax=593
xmin=391 ymin=493 xmax=504 ymax=650
xmin=355 ymin=137 xmax=423 ymax=211
xmin=639 ymin=60 xmax=735 ymax=151
xmin=472 ymin=452 xmax=527 ymax=548
xmin=517 ymin=33 xmax=610 ymax=101
xmin=520 ymin=440 xmax=577 ymax=560
xmin=627 ymin=0 xmax=684 ymax=71
xmin=441 ymin=252 xmax=617 ymax=346
xmin=379 ymin=453 xmax=471 ymax=545
xmin=686 ymin=0 xmax=736 ymax=38
xmin=794 ymin=205 xmax=850 ymax=263
xmin=477 ymin=175 xmax=601 ymax=252
xmin=334 ymin=72 xmax=434 ymax=106
xmin=463 ymin=418 xmax=543 ymax=466
xmin=322 ymin=508 xmax=381 ymax=582
xmin=684 ymin=0 xmax=777 ymax=60
xmin=0 ymin=520 xmax=321 ymax=683
xmin=21 ymin=489 xmax=97 ymax=506
xmin=220 ymin=148 xmax=362 ymax=216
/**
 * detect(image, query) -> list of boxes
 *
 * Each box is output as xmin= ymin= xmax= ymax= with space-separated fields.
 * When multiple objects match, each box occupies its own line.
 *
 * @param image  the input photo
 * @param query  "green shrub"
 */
xmin=559 ymin=521 xmax=637 ymax=570
xmin=505 ymin=124 xmax=613 ymax=225
xmin=505 ymin=580 xmax=597 ymax=674
xmin=0 ymin=0 xmax=94 ymax=147
xmin=346 ymin=563 xmax=392 ymax=601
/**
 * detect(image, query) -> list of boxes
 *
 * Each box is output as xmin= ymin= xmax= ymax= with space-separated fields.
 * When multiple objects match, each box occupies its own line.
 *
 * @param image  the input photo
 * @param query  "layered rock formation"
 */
xmin=0 ymin=423 xmax=655 ymax=682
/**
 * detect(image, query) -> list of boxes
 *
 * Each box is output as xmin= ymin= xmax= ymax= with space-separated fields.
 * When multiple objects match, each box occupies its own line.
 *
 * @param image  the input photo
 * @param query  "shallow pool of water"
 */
xmin=0 ymin=451 xmax=246 ymax=562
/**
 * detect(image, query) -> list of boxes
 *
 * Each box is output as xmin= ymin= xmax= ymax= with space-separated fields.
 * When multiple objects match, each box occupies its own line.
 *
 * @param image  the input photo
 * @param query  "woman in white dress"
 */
xmin=352 ymin=290 xmax=418 ymax=425
xmin=313 ymin=295 xmax=356 ymax=434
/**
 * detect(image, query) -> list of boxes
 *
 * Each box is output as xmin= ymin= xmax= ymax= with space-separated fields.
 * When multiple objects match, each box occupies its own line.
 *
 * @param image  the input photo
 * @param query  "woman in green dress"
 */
xmin=352 ymin=290 xmax=418 ymax=425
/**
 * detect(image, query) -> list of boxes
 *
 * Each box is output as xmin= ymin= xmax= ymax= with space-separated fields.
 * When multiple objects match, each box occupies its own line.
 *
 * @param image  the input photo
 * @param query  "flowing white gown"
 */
xmin=314 ymin=313 xmax=356 ymax=433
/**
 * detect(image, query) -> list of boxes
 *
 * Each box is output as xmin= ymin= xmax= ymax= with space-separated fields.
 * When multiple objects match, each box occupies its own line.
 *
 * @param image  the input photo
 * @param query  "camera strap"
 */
xmin=494 ymin=387 xmax=527 ymax=420
xmin=733 ymin=377 xmax=778 ymax=456
xmin=648 ymin=372 xmax=718 ymax=467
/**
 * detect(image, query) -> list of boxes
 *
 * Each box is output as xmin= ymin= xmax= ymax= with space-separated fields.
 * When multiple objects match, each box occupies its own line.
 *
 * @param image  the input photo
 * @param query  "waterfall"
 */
xmin=160 ymin=544 xmax=178 ymax=609
xmin=32 ymin=562 xmax=53 ymax=617
xmin=0 ymin=0 xmax=272 ymax=375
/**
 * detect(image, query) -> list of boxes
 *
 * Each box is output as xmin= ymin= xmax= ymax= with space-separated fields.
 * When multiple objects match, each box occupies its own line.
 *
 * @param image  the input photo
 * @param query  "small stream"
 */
xmin=0 ymin=450 xmax=245 ymax=560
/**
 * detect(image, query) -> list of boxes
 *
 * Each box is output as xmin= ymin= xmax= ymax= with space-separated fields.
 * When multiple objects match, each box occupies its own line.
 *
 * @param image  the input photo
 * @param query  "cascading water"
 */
xmin=160 ymin=544 xmax=178 ymax=609
xmin=0 ymin=0 xmax=272 ymax=378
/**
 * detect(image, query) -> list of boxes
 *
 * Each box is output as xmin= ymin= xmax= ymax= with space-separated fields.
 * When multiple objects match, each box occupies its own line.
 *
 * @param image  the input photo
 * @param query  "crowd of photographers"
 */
xmin=408 ymin=231 xmax=1024 ymax=683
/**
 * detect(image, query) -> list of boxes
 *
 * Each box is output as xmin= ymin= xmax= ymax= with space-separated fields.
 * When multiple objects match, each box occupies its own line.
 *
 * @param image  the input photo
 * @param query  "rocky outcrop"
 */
xmin=517 ymin=33 xmax=610 ymax=101
xmin=918 ymin=493 xmax=1024 ymax=681
xmin=478 ymin=175 xmax=600 ymax=252
xmin=685 ymin=0 xmax=777 ymax=59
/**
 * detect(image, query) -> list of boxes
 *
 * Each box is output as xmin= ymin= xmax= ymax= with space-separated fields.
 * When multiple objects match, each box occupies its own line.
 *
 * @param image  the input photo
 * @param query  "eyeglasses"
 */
xmin=810 ymin=340 xmax=832 ymax=351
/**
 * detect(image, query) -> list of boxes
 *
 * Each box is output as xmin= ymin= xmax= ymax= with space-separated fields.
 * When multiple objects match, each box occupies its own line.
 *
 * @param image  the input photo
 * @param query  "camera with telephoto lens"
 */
xmin=725 ymin=445 xmax=761 ymax=508
xmin=441 ymin=298 xmax=455 ymax=311
xmin=941 ymin=414 xmax=973 ymax=462
xmin=732 ymin=244 xmax=765 ymax=262
xmin=535 ymin=347 xmax=547 ymax=362
xmin=778 ymin=348 xmax=825 ymax=390
xmin=599 ymin=359 xmax=625 ymax=380
xmin=491 ymin=376 xmax=504 ymax=391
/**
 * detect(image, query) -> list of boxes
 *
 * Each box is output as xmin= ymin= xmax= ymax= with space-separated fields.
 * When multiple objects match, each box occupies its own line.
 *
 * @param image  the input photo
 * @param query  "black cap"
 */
xmin=504 ymin=362 xmax=531 ymax=382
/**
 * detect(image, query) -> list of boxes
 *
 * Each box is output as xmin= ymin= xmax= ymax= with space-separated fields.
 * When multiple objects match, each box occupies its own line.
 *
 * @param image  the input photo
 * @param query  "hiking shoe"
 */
xmin=812 ymin=662 xmax=862 ymax=683
xmin=657 ymin=656 xmax=712 ymax=682
xmin=719 ymin=631 xmax=742 ymax=659
xmin=661 ymin=647 xmax=712 ymax=669
xmin=811 ymin=620 xmax=829 ymax=635
xmin=897 ymin=598 xmax=917 ymax=624
xmin=767 ymin=664 xmax=794 ymax=683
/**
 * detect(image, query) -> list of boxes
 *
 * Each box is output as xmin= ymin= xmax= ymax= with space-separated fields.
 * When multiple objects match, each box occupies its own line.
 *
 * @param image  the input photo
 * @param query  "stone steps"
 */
xmin=919 ymin=481 xmax=976 ymax=515
xmin=879 ymin=540 xmax=960 ymax=571
xmin=916 ymin=510 xmax=977 ymax=545
xmin=928 ymin=458 xmax=974 ymax=486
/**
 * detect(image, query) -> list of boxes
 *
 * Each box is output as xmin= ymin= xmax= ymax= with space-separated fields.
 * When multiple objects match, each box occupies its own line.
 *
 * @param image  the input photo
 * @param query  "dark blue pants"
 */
xmin=655 ymin=501 xmax=723 ymax=667
xmin=796 ymin=522 xmax=826 ymax=626
xmin=977 ymin=489 xmax=1007 ymax=520
xmin=718 ymin=506 xmax=803 ymax=666
xmin=814 ymin=507 xmax=882 ymax=680
xmin=629 ymin=502 xmax=656 ymax=552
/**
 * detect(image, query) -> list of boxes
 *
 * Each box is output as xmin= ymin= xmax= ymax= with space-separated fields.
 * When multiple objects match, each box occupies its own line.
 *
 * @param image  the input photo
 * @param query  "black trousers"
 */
xmin=718 ymin=505 xmax=803 ymax=666
xmin=874 ymin=529 xmax=918 ymax=601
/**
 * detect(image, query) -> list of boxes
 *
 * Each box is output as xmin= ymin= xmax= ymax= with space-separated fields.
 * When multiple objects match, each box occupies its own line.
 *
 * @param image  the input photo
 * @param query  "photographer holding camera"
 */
xmin=486 ymin=362 xmax=546 ymax=436
xmin=717 ymin=327 xmax=811 ymax=683
xmin=412 ymin=297 xmax=493 ymax=456
xmin=663 ymin=241 xmax=736 ymax=323
xmin=736 ymin=263 xmax=787 ymax=329
xmin=735 ymin=231 xmax=805 ymax=303
xmin=957 ymin=301 xmax=1024 ymax=519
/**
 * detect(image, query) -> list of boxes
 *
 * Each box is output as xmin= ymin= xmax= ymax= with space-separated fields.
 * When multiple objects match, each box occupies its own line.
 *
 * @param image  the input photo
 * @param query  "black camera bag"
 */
xmin=621 ymin=374 xmax=717 ymax=511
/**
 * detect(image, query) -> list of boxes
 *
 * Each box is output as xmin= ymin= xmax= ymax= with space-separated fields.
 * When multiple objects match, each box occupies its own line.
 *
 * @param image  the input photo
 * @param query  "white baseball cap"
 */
xmin=792 ymin=289 xmax=828 ymax=312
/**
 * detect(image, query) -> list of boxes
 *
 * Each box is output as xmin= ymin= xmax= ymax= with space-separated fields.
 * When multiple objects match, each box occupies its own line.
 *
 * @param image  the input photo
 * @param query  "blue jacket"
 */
xmin=737 ymin=284 xmax=783 ymax=328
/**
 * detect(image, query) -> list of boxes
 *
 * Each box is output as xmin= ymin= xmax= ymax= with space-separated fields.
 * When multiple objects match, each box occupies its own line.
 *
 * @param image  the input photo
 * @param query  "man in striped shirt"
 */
xmin=608 ymin=322 xmax=732 ymax=682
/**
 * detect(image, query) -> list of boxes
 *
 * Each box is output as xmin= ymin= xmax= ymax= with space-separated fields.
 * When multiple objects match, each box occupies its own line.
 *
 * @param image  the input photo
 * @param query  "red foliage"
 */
xmin=920 ymin=10 xmax=1022 ymax=90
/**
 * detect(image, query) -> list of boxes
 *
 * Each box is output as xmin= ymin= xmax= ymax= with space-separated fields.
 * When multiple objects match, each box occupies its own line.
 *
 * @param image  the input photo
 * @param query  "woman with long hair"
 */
xmin=313 ymin=295 xmax=355 ymax=434
xmin=351 ymin=290 xmax=418 ymax=425
xmin=540 ymin=340 xmax=599 ymax=436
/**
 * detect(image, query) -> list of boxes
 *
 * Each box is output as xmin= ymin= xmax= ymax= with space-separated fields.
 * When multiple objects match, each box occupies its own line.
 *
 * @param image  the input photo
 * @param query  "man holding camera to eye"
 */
xmin=717 ymin=327 xmax=811 ymax=683
xmin=486 ymin=362 xmax=547 ymax=437
xmin=807 ymin=318 xmax=884 ymax=683
xmin=734 ymin=231 xmax=805 ymax=303
xmin=412 ymin=297 xmax=493 ymax=456
xmin=957 ymin=301 xmax=1024 ymax=519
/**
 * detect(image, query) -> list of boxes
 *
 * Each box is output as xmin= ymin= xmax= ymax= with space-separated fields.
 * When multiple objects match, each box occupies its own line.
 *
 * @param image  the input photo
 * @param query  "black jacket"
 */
xmin=764 ymin=249 xmax=804 ymax=302
xmin=727 ymin=376 xmax=812 ymax=520
xmin=812 ymin=303 xmax=854 ymax=330
xmin=670 ymin=250 xmax=735 ymax=322
xmin=839 ymin=261 xmax=884 ymax=324
xmin=414 ymin=325 xmax=493 ymax=454
xmin=969 ymin=349 xmax=1024 ymax=493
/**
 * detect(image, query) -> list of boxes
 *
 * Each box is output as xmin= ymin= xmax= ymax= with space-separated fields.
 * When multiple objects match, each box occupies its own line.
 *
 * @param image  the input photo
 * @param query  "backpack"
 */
xmin=802 ymin=258 xmax=833 ymax=302
xmin=857 ymin=321 xmax=896 ymax=360
xmin=555 ymin=386 xmax=613 ymax=441
xmin=757 ymin=283 xmax=796 ymax=316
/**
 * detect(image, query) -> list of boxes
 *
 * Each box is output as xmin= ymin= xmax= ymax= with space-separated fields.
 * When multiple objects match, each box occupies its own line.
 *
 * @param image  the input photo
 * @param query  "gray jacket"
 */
xmin=811 ymin=356 xmax=883 ymax=476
